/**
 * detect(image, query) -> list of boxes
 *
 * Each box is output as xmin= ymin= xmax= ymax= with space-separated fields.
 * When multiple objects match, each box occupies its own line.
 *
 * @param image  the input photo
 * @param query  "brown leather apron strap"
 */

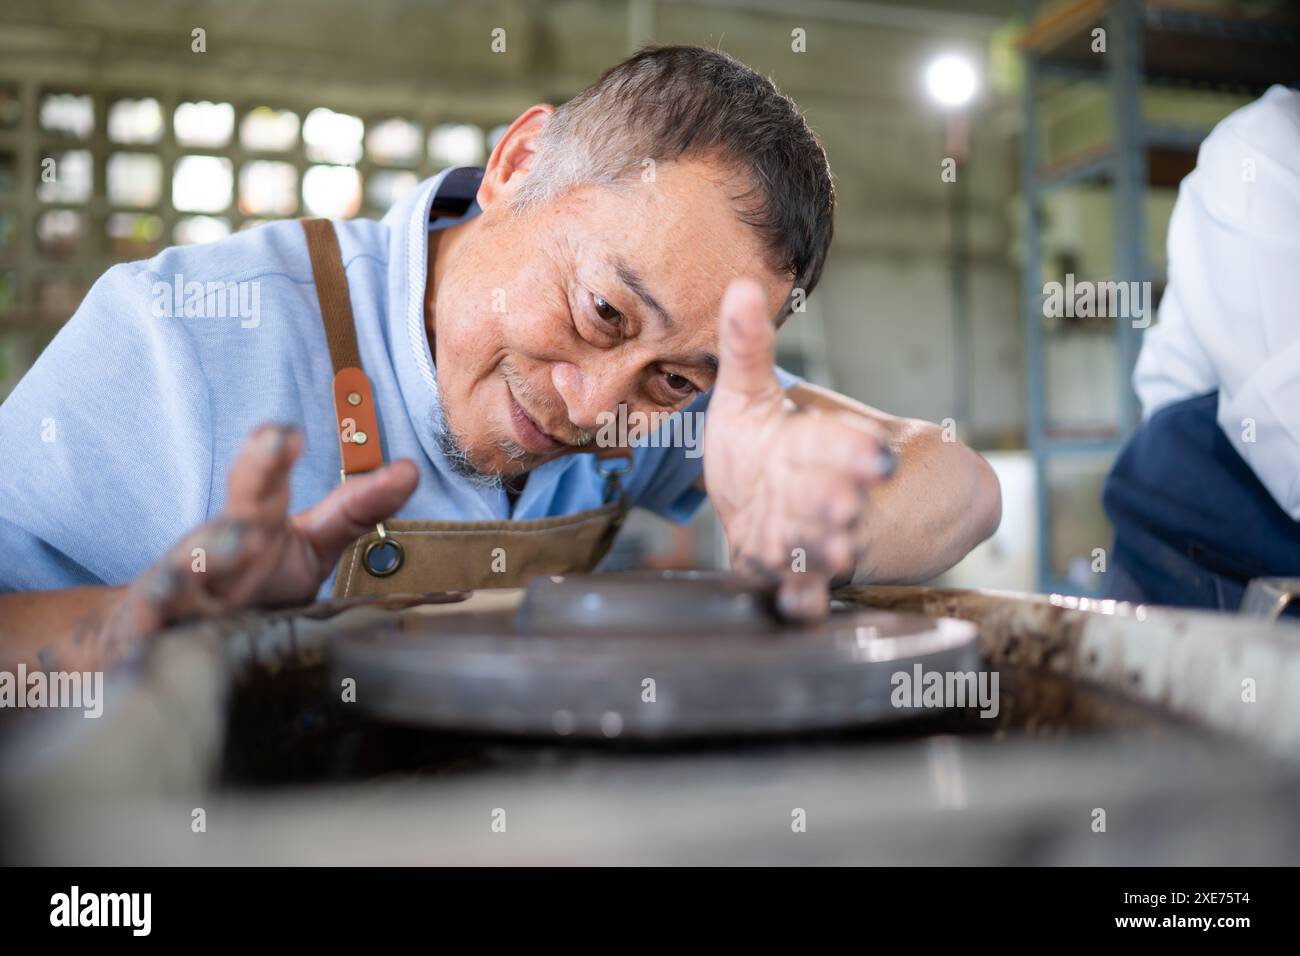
xmin=302 ymin=216 xmax=402 ymax=579
xmin=301 ymin=217 xmax=383 ymax=477
xmin=302 ymin=218 xmax=361 ymax=375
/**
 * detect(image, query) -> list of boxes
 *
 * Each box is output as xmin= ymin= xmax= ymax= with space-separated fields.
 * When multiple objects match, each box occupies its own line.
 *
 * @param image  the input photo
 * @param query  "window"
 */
xmin=107 ymin=153 xmax=163 ymax=208
xmin=239 ymin=161 xmax=298 ymax=216
xmin=367 ymin=118 xmax=421 ymax=166
xmin=39 ymin=93 xmax=93 ymax=138
xmin=173 ymin=155 xmax=233 ymax=213
xmin=429 ymin=123 xmax=485 ymax=168
xmin=174 ymin=101 xmax=234 ymax=148
xmin=36 ymin=210 xmax=83 ymax=258
xmin=36 ymin=149 xmax=92 ymax=204
xmin=108 ymin=98 xmax=163 ymax=145
xmin=303 ymin=108 xmax=363 ymax=164
xmin=366 ymin=169 xmax=418 ymax=211
xmin=302 ymin=165 xmax=362 ymax=218
xmin=108 ymin=212 xmax=164 ymax=259
xmin=240 ymin=107 xmax=300 ymax=152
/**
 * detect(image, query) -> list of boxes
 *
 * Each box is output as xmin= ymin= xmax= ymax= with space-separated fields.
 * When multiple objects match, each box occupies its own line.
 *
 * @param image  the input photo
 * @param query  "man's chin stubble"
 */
xmin=434 ymin=404 xmax=534 ymax=490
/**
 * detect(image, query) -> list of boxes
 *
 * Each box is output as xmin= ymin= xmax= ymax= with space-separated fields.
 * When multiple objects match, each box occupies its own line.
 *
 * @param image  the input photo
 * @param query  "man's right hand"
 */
xmin=69 ymin=423 xmax=419 ymax=667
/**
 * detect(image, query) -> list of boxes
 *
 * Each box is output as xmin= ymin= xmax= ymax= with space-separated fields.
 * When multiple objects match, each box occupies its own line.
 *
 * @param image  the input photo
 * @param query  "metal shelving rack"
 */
xmin=1017 ymin=0 xmax=1300 ymax=594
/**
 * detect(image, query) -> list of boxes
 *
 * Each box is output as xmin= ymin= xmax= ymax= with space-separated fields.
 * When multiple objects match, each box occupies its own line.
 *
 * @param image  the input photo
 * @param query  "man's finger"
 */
xmin=714 ymin=277 xmax=783 ymax=400
xmin=226 ymin=424 xmax=303 ymax=523
xmin=293 ymin=459 xmax=420 ymax=558
xmin=832 ymin=411 xmax=898 ymax=478
xmin=777 ymin=571 xmax=832 ymax=621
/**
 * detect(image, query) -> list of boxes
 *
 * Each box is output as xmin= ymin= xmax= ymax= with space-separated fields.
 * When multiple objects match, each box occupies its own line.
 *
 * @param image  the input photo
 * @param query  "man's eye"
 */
xmin=663 ymin=372 xmax=696 ymax=395
xmin=592 ymin=294 xmax=623 ymax=326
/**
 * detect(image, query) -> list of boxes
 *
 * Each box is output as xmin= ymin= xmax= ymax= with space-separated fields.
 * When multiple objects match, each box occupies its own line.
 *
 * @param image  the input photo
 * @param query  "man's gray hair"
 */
xmin=508 ymin=45 xmax=835 ymax=318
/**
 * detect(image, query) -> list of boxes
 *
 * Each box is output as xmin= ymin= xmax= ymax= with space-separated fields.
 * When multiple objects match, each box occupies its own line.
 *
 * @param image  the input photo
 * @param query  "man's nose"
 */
xmin=550 ymin=360 xmax=637 ymax=430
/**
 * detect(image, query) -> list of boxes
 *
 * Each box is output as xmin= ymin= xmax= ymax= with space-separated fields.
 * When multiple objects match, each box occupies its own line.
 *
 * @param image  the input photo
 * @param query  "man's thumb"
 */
xmin=715 ymin=277 xmax=781 ymax=399
xmin=294 ymin=459 xmax=419 ymax=558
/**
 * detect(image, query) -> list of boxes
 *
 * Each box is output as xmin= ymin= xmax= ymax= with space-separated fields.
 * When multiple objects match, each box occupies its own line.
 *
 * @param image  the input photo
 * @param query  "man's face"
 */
xmin=427 ymin=155 xmax=792 ymax=480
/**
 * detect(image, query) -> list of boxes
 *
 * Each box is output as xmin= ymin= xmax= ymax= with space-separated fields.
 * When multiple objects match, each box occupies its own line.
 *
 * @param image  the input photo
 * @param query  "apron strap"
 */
xmin=301 ymin=217 xmax=383 ymax=477
xmin=593 ymin=445 xmax=632 ymax=502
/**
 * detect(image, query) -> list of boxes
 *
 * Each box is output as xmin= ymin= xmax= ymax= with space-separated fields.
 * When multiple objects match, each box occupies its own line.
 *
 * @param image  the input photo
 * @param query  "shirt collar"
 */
xmin=382 ymin=166 xmax=482 ymax=413
xmin=381 ymin=168 xmax=495 ymax=510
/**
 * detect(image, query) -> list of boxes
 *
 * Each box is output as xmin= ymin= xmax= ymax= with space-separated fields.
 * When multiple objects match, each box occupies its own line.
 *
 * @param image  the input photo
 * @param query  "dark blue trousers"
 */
xmin=1102 ymin=392 xmax=1300 ymax=611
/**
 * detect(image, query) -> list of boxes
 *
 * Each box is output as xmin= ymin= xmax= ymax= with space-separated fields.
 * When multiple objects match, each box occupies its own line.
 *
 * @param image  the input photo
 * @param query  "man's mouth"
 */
xmin=507 ymin=387 xmax=564 ymax=455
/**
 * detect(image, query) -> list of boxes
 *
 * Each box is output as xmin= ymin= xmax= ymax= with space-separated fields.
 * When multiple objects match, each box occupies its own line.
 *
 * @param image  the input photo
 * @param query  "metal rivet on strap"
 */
xmin=352 ymin=431 xmax=368 ymax=445
xmin=347 ymin=392 xmax=362 ymax=406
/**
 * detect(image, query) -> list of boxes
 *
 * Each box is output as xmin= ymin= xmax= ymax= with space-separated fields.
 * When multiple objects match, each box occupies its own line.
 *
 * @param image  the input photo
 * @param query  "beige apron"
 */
xmin=300 ymin=218 xmax=631 ymax=598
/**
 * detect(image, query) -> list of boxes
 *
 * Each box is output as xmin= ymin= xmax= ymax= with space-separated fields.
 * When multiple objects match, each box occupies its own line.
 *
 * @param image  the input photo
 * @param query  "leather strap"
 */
xmin=302 ymin=218 xmax=383 ymax=476
xmin=302 ymin=218 xmax=361 ymax=375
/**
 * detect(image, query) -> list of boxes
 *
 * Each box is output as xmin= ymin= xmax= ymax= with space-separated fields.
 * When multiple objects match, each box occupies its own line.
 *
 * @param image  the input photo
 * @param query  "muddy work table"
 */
xmin=3 ymin=575 xmax=1300 ymax=865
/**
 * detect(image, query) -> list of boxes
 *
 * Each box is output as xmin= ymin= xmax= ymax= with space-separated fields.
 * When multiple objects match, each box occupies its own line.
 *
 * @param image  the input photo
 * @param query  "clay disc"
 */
xmin=329 ymin=572 xmax=981 ymax=739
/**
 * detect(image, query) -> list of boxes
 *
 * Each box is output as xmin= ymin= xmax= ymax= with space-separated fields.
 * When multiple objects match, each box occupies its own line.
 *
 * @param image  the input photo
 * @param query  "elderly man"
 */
xmin=0 ymin=46 xmax=999 ymax=668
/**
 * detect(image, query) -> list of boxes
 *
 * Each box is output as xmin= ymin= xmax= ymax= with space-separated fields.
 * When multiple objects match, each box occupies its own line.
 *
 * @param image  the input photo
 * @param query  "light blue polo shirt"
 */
xmin=0 ymin=167 xmax=798 ymax=599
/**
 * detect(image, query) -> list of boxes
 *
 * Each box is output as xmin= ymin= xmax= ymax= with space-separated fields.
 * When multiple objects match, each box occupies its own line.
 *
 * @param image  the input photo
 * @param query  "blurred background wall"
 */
xmin=0 ymin=0 xmax=1295 ymax=594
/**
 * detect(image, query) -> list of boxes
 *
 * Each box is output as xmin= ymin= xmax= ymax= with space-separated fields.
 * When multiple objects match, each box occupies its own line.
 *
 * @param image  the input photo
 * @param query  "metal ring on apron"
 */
xmin=596 ymin=451 xmax=633 ymax=502
xmin=362 ymin=523 xmax=405 ymax=577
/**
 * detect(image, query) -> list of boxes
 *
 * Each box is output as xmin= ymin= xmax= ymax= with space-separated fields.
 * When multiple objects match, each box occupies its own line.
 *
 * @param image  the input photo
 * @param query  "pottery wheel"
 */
xmin=329 ymin=571 xmax=981 ymax=739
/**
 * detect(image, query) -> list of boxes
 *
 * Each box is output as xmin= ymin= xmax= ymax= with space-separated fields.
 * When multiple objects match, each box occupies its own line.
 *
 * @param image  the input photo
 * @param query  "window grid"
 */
xmin=0 ymin=76 xmax=494 ymax=336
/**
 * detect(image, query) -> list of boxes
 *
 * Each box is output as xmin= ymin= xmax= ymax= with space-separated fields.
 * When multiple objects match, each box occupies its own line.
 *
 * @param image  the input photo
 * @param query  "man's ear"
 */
xmin=476 ymin=104 xmax=555 ymax=210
